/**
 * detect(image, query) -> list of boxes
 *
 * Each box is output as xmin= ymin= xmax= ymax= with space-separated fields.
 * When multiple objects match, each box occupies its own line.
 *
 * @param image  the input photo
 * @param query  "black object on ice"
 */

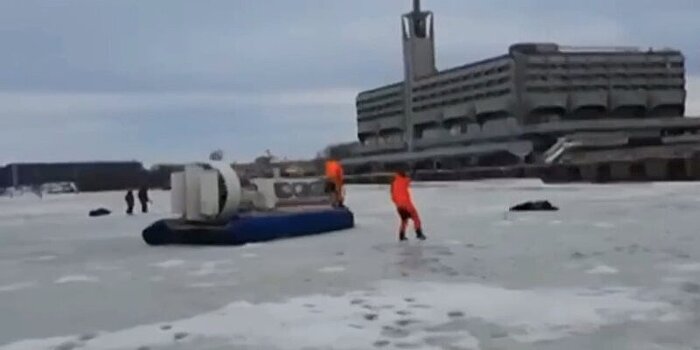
xmin=509 ymin=200 xmax=558 ymax=212
xmin=89 ymin=208 xmax=111 ymax=217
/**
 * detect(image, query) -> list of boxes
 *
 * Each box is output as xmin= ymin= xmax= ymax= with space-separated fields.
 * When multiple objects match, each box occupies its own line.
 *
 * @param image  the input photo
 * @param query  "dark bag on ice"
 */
xmin=89 ymin=208 xmax=112 ymax=217
xmin=509 ymin=200 xmax=558 ymax=212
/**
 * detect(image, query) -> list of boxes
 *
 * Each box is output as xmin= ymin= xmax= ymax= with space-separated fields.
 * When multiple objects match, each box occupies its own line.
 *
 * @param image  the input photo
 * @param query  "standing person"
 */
xmin=325 ymin=158 xmax=345 ymax=208
xmin=137 ymin=186 xmax=150 ymax=213
xmin=391 ymin=170 xmax=425 ymax=241
xmin=125 ymin=190 xmax=135 ymax=215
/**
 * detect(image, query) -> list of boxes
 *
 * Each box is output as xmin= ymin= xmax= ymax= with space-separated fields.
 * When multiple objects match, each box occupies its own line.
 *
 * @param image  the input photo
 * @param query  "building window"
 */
xmin=528 ymin=74 xmax=548 ymax=81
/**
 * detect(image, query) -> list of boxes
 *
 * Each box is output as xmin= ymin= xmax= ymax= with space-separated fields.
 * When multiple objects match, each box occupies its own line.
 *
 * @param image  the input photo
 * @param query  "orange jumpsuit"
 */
xmin=325 ymin=160 xmax=344 ymax=206
xmin=391 ymin=173 xmax=423 ymax=239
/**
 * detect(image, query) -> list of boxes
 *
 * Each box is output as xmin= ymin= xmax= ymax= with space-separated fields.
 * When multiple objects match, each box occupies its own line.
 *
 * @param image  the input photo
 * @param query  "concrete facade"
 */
xmin=354 ymin=2 xmax=686 ymax=156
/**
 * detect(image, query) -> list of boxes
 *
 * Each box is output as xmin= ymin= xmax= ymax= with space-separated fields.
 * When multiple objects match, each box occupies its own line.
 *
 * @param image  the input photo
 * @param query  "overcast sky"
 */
xmin=1 ymin=0 xmax=699 ymax=164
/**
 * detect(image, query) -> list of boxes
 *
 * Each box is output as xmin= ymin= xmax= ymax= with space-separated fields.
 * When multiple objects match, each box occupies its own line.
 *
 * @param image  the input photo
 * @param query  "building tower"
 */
xmin=402 ymin=0 xmax=436 ymax=81
xmin=402 ymin=0 xmax=436 ymax=151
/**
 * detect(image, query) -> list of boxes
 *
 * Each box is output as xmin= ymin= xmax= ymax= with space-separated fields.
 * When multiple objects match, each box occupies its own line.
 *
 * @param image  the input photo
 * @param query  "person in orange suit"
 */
xmin=391 ymin=170 xmax=425 ymax=241
xmin=325 ymin=158 xmax=345 ymax=207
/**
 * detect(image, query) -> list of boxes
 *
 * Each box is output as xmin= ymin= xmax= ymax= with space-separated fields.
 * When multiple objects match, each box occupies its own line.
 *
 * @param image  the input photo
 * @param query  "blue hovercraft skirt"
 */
xmin=143 ymin=207 xmax=354 ymax=246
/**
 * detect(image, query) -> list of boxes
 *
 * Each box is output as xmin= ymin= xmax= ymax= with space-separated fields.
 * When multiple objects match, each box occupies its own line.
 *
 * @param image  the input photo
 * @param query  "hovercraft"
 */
xmin=143 ymin=162 xmax=354 ymax=246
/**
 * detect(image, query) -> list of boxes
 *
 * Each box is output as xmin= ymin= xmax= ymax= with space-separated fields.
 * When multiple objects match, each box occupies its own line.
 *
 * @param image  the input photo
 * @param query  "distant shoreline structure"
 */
xmin=0 ymin=156 xmax=325 ymax=194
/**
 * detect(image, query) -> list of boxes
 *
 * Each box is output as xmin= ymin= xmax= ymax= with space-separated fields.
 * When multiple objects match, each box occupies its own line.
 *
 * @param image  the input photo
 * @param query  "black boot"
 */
xmin=399 ymin=232 xmax=407 ymax=241
xmin=416 ymin=229 xmax=426 ymax=240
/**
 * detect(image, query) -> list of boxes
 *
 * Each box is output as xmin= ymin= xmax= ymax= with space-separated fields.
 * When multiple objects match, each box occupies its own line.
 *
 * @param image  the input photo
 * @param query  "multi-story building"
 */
xmin=347 ymin=0 xmax=698 ymax=176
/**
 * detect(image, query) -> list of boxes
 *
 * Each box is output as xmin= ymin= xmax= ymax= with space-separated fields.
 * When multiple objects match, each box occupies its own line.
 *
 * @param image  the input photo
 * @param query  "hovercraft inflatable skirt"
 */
xmin=143 ymin=208 xmax=354 ymax=246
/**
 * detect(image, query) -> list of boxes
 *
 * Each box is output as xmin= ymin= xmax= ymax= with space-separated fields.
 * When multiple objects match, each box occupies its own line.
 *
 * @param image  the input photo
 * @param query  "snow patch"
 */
xmin=54 ymin=275 xmax=99 ymax=284
xmin=593 ymin=222 xmax=615 ymax=229
xmin=663 ymin=276 xmax=687 ymax=284
xmin=0 ymin=282 xmax=37 ymax=293
xmin=672 ymin=263 xmax=700 ymax=273
xmin=29 ymin=255 xmax=56 ymax=262
xmin=88 ymin=264 xmax=121 ymax=272
xmin=189 ymin=261 xmax=235 ymax=276
xmin=188 ymin=282 xmax=238 ymax=289
xmin=317 ymin=266 xmax=346 ymax=274
xmin=151 ymin=260 xmax=185 ymax=269
xmin=241 ymin=253 xmax=259 ymax=259
xmin=451 ymin=334 xmax=481 ymax=349
xmin=0 ymin=281 xmax=678 ymax=350
xmin=586 ymin=265 xmax=619 ymax=275
xmin=492 ymin=220 xmax=513 ymax=227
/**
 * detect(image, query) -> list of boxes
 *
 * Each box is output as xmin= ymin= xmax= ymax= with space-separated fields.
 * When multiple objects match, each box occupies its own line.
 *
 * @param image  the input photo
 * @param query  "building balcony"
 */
xmin=523 ymin=92 xmax=568 ymax=111
xmin=609 ymin=90 xmax=647 ymax=111
xmin=412 ymin=109 xmax=443 ymax=125
xmin=442 ymin=103 xmax=475 ymax=122
xmin=378 ymin=115 xmax=405 ymax=131
xmin=357 ymin=120 xmax=379 ymax=134
xmin=569 ymin=91 xmax=608 ymax=111
xmin=354 ymin=141 xmax=407 ymax=155
xmin=475 ymin=96 xmax=515 ymax=117
xmin=648 ymin=89 xmax=685 ymax=109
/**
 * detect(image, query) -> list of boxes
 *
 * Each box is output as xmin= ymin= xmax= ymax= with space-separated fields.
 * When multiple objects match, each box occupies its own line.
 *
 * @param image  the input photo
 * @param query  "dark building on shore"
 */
xmin=0 ymin=162 xmax=148 ymax=192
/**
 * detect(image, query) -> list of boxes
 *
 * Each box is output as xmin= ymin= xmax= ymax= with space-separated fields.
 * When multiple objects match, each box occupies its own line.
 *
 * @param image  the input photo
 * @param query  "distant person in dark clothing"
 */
xmin=125 ymin=190 xmax=135 ymax=215
xmin=138 ymin=186 xmax=150 ymax=213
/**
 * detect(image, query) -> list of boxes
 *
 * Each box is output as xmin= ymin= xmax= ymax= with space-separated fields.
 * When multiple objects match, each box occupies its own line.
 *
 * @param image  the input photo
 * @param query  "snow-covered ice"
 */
xmin=0 ymin=282 xmax=36 ymax=293
xmin=672 ymin=263 xmax=700 ymax=273
xmin=318 ymin=266 xmax=347 ymax=274
xmin=152 ymin=260 xmax=185 ymax=269
xmin=1 ymin=181 xmax=700 ymax=349
xmin=0 ymin=281 xmax=679 ymax=350
xmin=586 ymin=265 xmax=619 ymax=275
xmin=54 ymin=275 xmax=99 ymax=284
xmin=189 ymin=260 xmax=236 ymax=276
